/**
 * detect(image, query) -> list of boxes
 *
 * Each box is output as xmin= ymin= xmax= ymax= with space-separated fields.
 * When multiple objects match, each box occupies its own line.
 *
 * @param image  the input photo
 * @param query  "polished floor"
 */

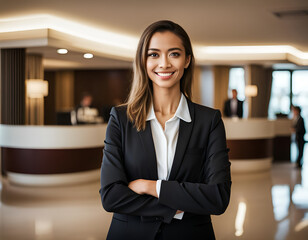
xmin=1 ymin=147 xmax=308 ymax=240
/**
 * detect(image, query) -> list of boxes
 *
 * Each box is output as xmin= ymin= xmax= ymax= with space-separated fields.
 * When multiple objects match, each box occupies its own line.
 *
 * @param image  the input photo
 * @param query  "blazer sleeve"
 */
xmin=100 ymin=107 xmax=176 ymax=223
xmin=158 ymin=110 xmax=231 ymax=215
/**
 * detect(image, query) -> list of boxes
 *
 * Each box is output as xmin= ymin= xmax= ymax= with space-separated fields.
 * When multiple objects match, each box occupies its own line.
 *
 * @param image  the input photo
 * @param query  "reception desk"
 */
xmin=0 ymin=124 xmax=106 ymax=186
xmin=223 ymin=118 xmax=292 ymax=173
xmin=0 ymin=118 xmax=292 ymax=186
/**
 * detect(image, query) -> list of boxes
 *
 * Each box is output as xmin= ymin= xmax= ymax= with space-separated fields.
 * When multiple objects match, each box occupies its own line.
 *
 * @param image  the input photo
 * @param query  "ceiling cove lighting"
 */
xmin=1 ymin=14 xmax=308 ymax=65
xmin=83 ymin=53 xmax=93 ymax=59
xmin=0 ymin=14 xmax=138 ymax=50
xmin=195 ymin=45 xmax=308 ymax=58
xmin=57 ymin=49 xmax=68 ymax=54
xmin=194 ymin=45 xmax=308 ymax=65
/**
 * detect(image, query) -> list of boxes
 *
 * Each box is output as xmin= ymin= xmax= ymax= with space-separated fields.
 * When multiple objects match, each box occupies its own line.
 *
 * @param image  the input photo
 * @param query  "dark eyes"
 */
xmin=148 ymin=53 xmax=158 ymax=57
xmin=170 ymin=52 xmax=180 ymax=57
xmin=147 ymin=52 xmax=180 ymax=57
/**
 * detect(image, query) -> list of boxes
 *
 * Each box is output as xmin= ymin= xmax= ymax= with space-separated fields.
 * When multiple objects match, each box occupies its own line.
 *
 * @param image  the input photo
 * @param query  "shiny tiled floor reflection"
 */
xmin=1 ymin=161 xmax=308 ymax=239
xmin=213 ymin=161 xmax=308 ymax=240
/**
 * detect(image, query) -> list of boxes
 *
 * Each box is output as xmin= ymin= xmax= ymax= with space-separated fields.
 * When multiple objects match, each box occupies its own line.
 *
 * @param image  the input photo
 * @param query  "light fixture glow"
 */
xmin=35 ymin=219 xmax=53 ymax=236
xmin=26 ymin=79 xmax=49 ymax=98
xmin=83 ymin=53 xmax=93 ymax=59
xmin=235 ymin=201 xmax=247 ymax=237
xmin=1 ymin=14 xmax=308 ymax=65
xmin=57 ymin=49 xmax=68 ymax=54
xmin=245 ymin=85 xmax=258 ymax=97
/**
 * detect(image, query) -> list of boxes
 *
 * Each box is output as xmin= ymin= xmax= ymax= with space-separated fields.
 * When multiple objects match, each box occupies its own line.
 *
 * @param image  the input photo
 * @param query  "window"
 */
xmin=292 ymin=71 xmax=308 ymax=141
xmin=292 ymin=71 xmax=308 ymax=112
xmin=228 ymin=67 xmax=245 ymax=101
xmin=268 ymin=71 xmax=291 ymax=119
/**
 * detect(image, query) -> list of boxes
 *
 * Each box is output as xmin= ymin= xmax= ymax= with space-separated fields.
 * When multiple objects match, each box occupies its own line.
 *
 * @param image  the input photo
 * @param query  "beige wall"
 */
xmin=246 ymin=65 xmax=272 ymax=118
xmin=213 ymin=66 xmax=230 ymax=113
xmin=55 ymin=71 xmax=75 ymax=112
xmin=191 ymin=66 xmax=202 ymax=104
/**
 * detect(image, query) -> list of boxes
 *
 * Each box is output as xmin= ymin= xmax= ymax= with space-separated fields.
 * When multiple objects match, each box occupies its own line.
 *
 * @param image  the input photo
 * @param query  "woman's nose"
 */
xmin=159 ymin=55 xmax=171 ymax=68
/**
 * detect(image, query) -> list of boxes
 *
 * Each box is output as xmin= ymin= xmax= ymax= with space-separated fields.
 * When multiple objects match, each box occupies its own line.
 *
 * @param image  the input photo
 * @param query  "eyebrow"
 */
xmin=148 ymin=48 xmax=183 ymax=52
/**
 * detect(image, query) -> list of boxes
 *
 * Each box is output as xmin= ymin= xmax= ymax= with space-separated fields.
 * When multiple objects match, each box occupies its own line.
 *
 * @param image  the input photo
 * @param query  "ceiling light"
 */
xmin=83 ymin=53 xmax=93 ymax=59
xmin=1 ymin=14 xmax=308 ymax=65
xmin=57 ymin=49 xmax=68 ymax=54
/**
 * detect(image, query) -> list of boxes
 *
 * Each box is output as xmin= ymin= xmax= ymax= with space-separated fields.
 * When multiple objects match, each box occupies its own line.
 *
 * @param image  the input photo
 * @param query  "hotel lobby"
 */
xmin=1 ymin=1 xmax=308 ymax=239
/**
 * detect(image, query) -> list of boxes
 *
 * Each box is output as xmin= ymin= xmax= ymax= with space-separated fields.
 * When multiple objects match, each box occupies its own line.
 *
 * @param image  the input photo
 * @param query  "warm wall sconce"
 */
xmin=245 ymin=85 xmax=258 ymax=97
xmin=26 ymin=79 xmax=49 ymax=98
xmin=245 ymin=85 xmax=258 ymax=118
xmin=26 ymin=79 xmax=48 ymax=125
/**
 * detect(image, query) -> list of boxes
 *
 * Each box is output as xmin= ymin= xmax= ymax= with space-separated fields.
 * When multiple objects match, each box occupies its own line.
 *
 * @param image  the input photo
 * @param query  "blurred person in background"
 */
xmin=224 ymin=89 xmax=243 ymax=118
xmin=71 ymin=92 xmax=103 ymax=125
xmin=292 ymin=106 xmax=306 ymax=168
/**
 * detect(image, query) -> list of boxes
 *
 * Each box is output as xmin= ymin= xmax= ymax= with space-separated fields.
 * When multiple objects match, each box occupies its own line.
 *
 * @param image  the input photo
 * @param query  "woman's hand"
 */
xmin=128 ymin=179 xmax=158 ymax=198
xmin=129 ymin=179 xmax=183 ymax=215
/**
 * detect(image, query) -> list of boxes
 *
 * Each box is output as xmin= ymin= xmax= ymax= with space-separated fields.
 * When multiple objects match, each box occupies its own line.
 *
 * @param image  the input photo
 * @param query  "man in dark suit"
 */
xmin=100 ymin=99 xmax=231 ymax=240
xmin=224 ymin=89 xmax=243 ymax=118
xmin=292 ymin=106 xmax=306 ymax=168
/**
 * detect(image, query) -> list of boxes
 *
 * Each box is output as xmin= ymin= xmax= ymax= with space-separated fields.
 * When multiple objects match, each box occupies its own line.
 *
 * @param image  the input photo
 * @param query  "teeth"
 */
xmin=157 ymin=72 xmax=173 ymax=77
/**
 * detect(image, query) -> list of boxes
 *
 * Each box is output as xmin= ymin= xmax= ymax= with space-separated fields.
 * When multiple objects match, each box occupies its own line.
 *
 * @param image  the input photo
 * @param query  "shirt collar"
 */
xmin=146 ymin=93 xmax=191 ymax=123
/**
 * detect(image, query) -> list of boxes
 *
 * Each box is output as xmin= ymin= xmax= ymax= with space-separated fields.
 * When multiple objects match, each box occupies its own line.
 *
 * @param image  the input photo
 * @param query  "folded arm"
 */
xmin=158 ymin=111 xmax=231 ymax=215
xmin=100 ymin=107 xmax=176 ymax=223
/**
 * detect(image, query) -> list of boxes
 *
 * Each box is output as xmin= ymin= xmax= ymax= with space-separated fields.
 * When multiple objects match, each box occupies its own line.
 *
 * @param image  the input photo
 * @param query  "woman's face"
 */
xmin=146 ymin=31 xmax=190 ymax=91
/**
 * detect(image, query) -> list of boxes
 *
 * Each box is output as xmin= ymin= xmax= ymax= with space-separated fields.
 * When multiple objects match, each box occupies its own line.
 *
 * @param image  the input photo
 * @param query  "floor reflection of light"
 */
xmin=235 ymin=201 xmax=246 ymax=237
xmin=35 ymin=219 xmax=53 ymax=237
xmin=275 ymin=219 xmax=290 ymax=240
xmin=295 ymin=220 xmax=308 ymax=232
xmin=271 ymin=185 xmax=290 ymax=221
xmin=292 ymin=184 xmax=308 ymax=208
xmin=295 ymin=213 xmax=308 ymax=232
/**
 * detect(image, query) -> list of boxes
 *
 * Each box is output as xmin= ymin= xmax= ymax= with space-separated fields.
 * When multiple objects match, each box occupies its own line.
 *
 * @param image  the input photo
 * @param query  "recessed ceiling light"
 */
xmin=83 ymin=53 xmax=93 ymax=59
xmin=57 ymin=49 xmax=68 ymax=54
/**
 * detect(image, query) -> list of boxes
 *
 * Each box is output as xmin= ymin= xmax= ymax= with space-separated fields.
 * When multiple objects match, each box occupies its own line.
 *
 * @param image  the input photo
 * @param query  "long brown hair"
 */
xmin=126 ymin=20 xmax=195 ymax=131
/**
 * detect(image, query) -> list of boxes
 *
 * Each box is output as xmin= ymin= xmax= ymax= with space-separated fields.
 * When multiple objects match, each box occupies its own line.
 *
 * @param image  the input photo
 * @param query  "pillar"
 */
xmin=1 ymin=48 xmax=26 ymax=175
xmin=1 ymin=48 xmax=26 ymax=124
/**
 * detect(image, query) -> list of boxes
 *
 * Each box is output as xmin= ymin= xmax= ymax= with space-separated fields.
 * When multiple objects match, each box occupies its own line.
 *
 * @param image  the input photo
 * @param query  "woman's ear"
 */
xmin=185 ymin=55 xmax=191 ymax=69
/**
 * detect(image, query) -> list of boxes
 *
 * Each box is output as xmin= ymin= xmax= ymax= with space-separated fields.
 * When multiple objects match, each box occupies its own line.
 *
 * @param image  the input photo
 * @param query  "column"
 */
xmin=1 ymin=48 xmax=26 ymax=124
xmin=1 ymin=48 xmax=26 ymax=176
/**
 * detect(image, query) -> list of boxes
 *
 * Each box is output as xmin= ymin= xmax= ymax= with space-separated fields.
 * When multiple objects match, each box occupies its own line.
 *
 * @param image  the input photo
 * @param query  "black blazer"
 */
xmin=224 ymin=99 xmax=243 ymax=118
xmin=100 ymin=99 xmax=231 ymax=240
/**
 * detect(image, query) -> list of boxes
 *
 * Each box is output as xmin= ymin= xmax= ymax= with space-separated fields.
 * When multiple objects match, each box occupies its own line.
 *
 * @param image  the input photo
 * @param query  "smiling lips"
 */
xmin=155 ymin=72 xmax=175 ymax=79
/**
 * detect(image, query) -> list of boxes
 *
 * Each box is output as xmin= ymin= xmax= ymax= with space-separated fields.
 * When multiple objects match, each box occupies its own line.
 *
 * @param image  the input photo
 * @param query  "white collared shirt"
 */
xmin=146 ymin=93 xmax=191 ymax=220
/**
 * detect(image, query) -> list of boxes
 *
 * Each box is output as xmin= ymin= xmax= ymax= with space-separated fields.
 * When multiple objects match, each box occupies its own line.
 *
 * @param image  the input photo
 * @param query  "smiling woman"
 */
xmin=99 ymin=20 xmax=231 ymax=240
xmin=146 ymin=31 xmax=191 ymax=93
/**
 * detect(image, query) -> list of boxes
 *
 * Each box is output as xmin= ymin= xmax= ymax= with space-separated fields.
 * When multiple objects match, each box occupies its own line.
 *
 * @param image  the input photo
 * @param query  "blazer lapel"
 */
xmin=168 ymin=100 xmax=195 ymax=180
xmin=138 ymin=121 xmax=158 ymax=180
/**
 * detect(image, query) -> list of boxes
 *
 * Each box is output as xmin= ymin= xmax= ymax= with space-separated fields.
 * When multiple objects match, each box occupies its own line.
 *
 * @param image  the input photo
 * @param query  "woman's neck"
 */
xmin=152 ymin=87 xmax=181 ymax=116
